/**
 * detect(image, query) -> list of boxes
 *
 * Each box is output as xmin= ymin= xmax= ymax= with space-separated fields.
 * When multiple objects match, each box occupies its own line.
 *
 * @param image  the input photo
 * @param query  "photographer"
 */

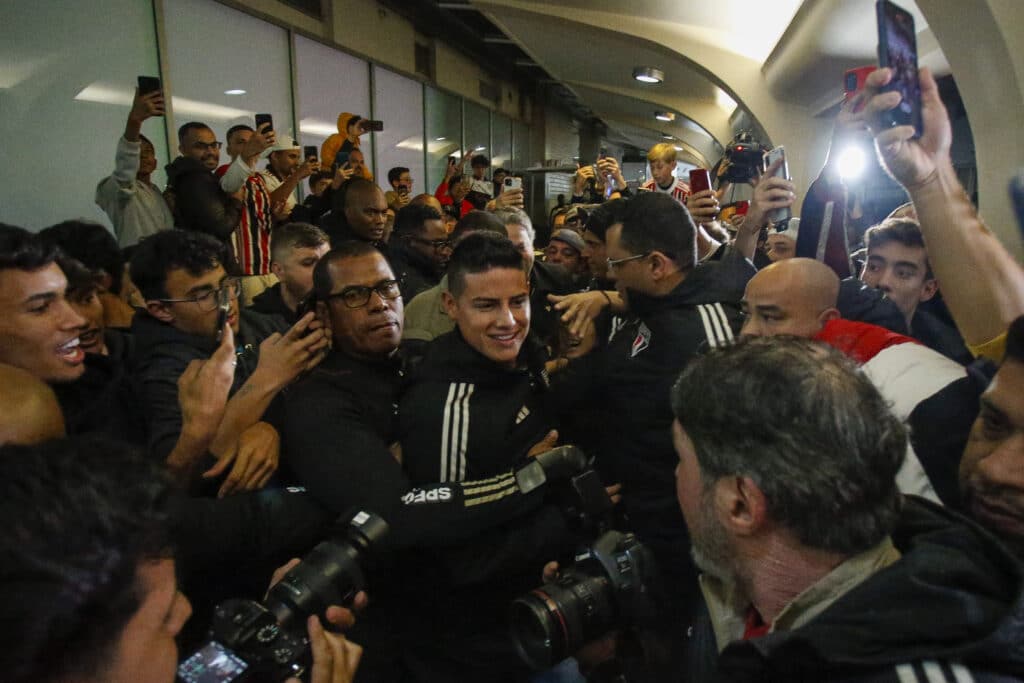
xmin=0 ymin=435 xmax=360 ymax=683
xmin=385 ymin=166 xmax=413 ymax=211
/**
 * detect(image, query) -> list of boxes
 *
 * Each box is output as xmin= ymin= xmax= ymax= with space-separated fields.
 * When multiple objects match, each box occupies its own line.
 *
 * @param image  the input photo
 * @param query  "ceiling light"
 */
xmin=654 ymin=111 xmax=675 ymax=122
xmin=661 ymin=133 xmax=674 ymax=140
xmin=224 ymin=89 xmax=246 ymax=95
xmin=837 ymin=146 xmax=867 ymax=180
xmin=474 ymin=146 xmax=486 ymax=151
xmin=674 ymin=145 xmax=684 ymax=152
xmin=436 ymin=136 xmax=447 ymax=141
xmin=715 ymin=88 xmax=737 ymax=112
xmin=633 ymin=67 xmax=664 ymax=84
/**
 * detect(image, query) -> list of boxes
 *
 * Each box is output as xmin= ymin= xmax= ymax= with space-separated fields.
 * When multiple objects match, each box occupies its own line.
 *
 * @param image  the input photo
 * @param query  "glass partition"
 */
xmin=163 ymin=0 xmax=293 ymax=169
xmin=424 ymin=86 xmax=463 ymax=195
xmin=371 ymin=66 xmax=425 ymax=197
xmin=464 ymin=100 xmax=491 ymax=178
xmin=0 ymin=0 xmax=166 ymax=230
xmin=293 ymin=34 xmax=373 ymax=185
xmin=491 ymin=113 xmax=513 ymax=172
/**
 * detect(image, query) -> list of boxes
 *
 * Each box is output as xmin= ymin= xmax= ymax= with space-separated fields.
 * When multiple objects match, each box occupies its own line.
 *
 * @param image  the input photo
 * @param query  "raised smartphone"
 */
xmin=764 ymin=147 xmax=791 ymax=225
xmin=254 ymin=113 xmax=274 ymax=133
xmin=876 ymin=0 xmax=922 ymax=137
xmin=689 ymin=168 xmax=712 ymax=195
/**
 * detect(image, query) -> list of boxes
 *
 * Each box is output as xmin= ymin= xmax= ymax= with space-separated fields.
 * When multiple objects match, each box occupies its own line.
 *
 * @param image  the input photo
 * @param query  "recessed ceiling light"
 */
xmin=633 ymin=67 xmax=664 ymax=84
xmin=224 ymin=89 xmax=246 ymax=95
xmin=654 ymin=111 xmax=676 ymax=122
xmin=436 ymin=136 xmax=447 ymax=141
xmin=474 ymin=146 xmax=486 ymax=151
xmin=661 ymin=133 xmax=674 ymax=140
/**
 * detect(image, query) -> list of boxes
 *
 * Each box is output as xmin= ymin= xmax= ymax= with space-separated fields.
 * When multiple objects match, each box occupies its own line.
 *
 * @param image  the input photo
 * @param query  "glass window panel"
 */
xmin=424 ymin=86 xmax=462 ymax=195
xmin=372 ymin=67 xmax=424 ymax=199
xmin=0 ymin=0 xmax=166 ymax=231
xmin=163 ymin=0 xmax=293 ymax=170
xmin=513 ymin=120 xmax=532 ymax=172
xmin=464 ymin=101 xmax=491 ymax=177
xmin=491 ymin=113 xmax=512 ymax=173
xmin=294 ymin=35 xmax=373 ymax=187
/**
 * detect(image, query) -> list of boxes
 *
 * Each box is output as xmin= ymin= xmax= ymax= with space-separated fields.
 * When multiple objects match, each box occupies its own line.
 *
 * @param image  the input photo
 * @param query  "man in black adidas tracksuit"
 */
xmin=554 ymin=192 xmax=746 ymax=635
xmin=280 ymin=240 xmax=580 ymax=681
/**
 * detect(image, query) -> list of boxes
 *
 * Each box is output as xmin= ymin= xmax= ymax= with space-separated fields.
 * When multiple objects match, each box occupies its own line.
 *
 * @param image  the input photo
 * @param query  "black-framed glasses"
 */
xmin=191 ymin=140 xmax=223 ymax=151
xmin=160 ymin=277 xmax=241 ymax=312
xmin=326 ymin=279 xmax=401 ymax=309
xmin=606 ymin=252 xmax=650 ymax=271
xmin=407 ymin=236 xmax=452 ymax=252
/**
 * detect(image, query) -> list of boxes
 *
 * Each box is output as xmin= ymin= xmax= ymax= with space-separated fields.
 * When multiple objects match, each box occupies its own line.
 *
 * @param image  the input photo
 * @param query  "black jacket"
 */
xmin=388 ymin=241 xmax=442 ymax=303
xmin=530 ymin=260 xmax=578 ymax=354
xmin=249 ymin=283 xmax=297 ymax=325
xmin=554 ymin=268 xmax=745 ymax=620
xmin=278 ymin=349 xmax=552 ymax=550
xmin=400 ymin=330 xmax=553 ymax=485
xmin=911 ymin=308 xmax=972 ymax=365
xmin=52 ymin=328 xmax=147 ymax=446
xmin=686 ymin=498 xmax=1024 ymax=683
xmin=129 ymin=309 xmax=288 ymax=462
xmin=164 ymin=156 xmax=241 ymax=242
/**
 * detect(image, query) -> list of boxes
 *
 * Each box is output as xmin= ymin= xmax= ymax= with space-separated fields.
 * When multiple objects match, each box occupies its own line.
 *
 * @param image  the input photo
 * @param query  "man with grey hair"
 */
xmin=492 ymin=208 xmax=576 ymax=355
xmin=671 ymin=336 xmax=1024 ymax=683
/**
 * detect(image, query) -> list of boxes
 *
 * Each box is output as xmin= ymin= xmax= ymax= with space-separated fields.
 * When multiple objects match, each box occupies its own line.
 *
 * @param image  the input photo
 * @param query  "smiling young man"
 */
xmin=400 ymin=232 xmax=554 ymax=485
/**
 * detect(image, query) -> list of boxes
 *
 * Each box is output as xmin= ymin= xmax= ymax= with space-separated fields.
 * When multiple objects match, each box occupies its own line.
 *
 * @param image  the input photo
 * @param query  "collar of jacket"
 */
xmin=715 ymin=496 xmax=1024 ymax=679
xmin=622 ymin=271 xmax=708 ymax=318
xmin=415 ymin=327 xmax=548 ymax=386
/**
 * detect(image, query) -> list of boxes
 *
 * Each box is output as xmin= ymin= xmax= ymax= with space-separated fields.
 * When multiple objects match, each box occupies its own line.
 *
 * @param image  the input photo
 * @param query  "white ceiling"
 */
xmin=474 ymin=0 xmax=948 ymax=153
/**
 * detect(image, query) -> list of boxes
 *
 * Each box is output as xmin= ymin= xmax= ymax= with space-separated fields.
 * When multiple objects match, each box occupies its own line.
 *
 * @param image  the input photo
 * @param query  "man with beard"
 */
xmin=669 ymin=335 xmax=1024 ymax=682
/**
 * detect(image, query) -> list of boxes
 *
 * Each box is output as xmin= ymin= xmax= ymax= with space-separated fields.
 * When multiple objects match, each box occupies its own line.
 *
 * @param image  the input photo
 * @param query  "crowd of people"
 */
xmin=2 ymin=62 xmax=1024 ymax=683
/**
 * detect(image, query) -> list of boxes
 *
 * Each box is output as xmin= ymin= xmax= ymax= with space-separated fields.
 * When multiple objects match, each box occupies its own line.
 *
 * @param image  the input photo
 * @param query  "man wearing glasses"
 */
xmin=165 ymin=121 xmax=254 ymax=247
xmin=129 ymin=229 xmax=328 ymax=494
xmin=388 ymin=203 xmax=452 ymax=301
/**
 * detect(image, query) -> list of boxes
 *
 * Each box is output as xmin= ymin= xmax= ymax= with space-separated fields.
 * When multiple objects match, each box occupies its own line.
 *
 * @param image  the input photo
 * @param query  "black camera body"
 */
xmin=721 ymin=132 xmax=766 ymax=184
xmin=177 ymin=511 xmax=388 ymax=683
xmin=510 ymin=529 xmax=657 ymax=671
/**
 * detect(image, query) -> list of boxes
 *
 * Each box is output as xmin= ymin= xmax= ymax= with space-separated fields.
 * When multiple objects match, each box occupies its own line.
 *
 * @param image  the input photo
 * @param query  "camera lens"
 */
xmin=510 ymin=574 xmax=613 ymax=670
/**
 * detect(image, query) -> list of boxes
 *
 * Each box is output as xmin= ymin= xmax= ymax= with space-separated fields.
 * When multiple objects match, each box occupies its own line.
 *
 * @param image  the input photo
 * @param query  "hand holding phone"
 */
xmin=255 ymin=113 xmax=274 ymax=134
xmin=504 ymin=176 xmax=523 ymax=191
xmin=762 ymin=147 xmax=793 ymax=225
xmin=303 ymin=145 xmax=318 ymax=161
xmin=876 ymin=0 xmax=922 ymax=137
xmin=689 ymin=169 xmax=713 ymax=195
xmin=133 ymin=76 xmax=164 ymax=119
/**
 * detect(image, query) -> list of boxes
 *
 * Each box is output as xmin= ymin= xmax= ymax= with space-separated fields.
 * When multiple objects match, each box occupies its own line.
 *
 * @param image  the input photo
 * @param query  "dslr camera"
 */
xmin=720 ymin=131 xmax=767 ymax=184
xmin=177 ymin=511 xmax=388 ymax=683
xmin=510 ymin=529 xmax=657 ymax=671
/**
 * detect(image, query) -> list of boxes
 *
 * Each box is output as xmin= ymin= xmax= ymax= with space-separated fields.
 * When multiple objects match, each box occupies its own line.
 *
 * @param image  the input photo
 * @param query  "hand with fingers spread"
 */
xmin=860 ymin=66 xmax=950 ymax=190
xmin=686 ymin=189 xmax=720 ymax=225
xmin=746 ymin=158 xmax=796 ymax=230
xmin=253 ymin=312 xmax=330 ymax=391
xmin=203 ymin=421 xmax=280 ymax=497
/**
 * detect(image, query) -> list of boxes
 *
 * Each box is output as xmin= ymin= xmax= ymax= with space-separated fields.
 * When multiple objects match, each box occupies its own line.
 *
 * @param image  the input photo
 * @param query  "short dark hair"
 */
xmin=270 ymin=222 xmax=329 ymax=263
xmin=226 ymin=124 xmax=254 ymax=142
xmin=56 ymin=256 xmax=102 ymax=299
xmin=0 ymin=436 xmax=172 ymax=683
xmin=671 ymin=336 xmax=906 ymax=556
xmin=387 ymin=166 xmax=410 ymax=185
xmin=312 ymin=241 xmax=384 ymax=301
xmin=130 ymin=229 xmax=228 ymax=300
xmin=618 ymin=191 xmax=696 ymax=270
xmin=451 ymin=210 xmax=506 ymax=242
xmin=470 ymin=154 xmax=490 ymax=168
xmin=1006 ymin=315 xmax=1024 ymax=364
xmin=309 ymin=171 xmax=330 ymax=187
xmin=332 ymin=176 xmax=379 ymax=214
xmin=393 ymin=204 xmax=442 ymax=239
xmin=177 ymin=121 xmax=211 ymax=144
xmin=864 ymin=218 xmax=933 ymax=278
xmin=0 ymin=224 xmax=58 ymax=273
xmin=447 ymin=232 xmax=525 ymax=298
xmin=38 ymin=220 xmax=125 ymax=294
xmin=584 ymin=198 xmax=630 ymax=241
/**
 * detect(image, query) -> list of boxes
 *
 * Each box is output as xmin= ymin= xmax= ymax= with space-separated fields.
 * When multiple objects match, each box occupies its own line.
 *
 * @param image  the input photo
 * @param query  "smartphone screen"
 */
xmin=689 ymin=169 xmax=712 ymax=195
xmin=765 ymin=147 xmax=792 ymax=225
xmin=177 ymin=641 xmax=248 ymax=683
xmin=303 ymin=145 xmax=317 ymax=160
xmin=137 ymin=76 xmax=161 ymax=96
xmin=363 ymin=120 xmax=384 ymax=132
xmin=255 ymin=113 xmax=274 ymax=133
xmin=876 ymin=0 xmax=922 ymax=137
